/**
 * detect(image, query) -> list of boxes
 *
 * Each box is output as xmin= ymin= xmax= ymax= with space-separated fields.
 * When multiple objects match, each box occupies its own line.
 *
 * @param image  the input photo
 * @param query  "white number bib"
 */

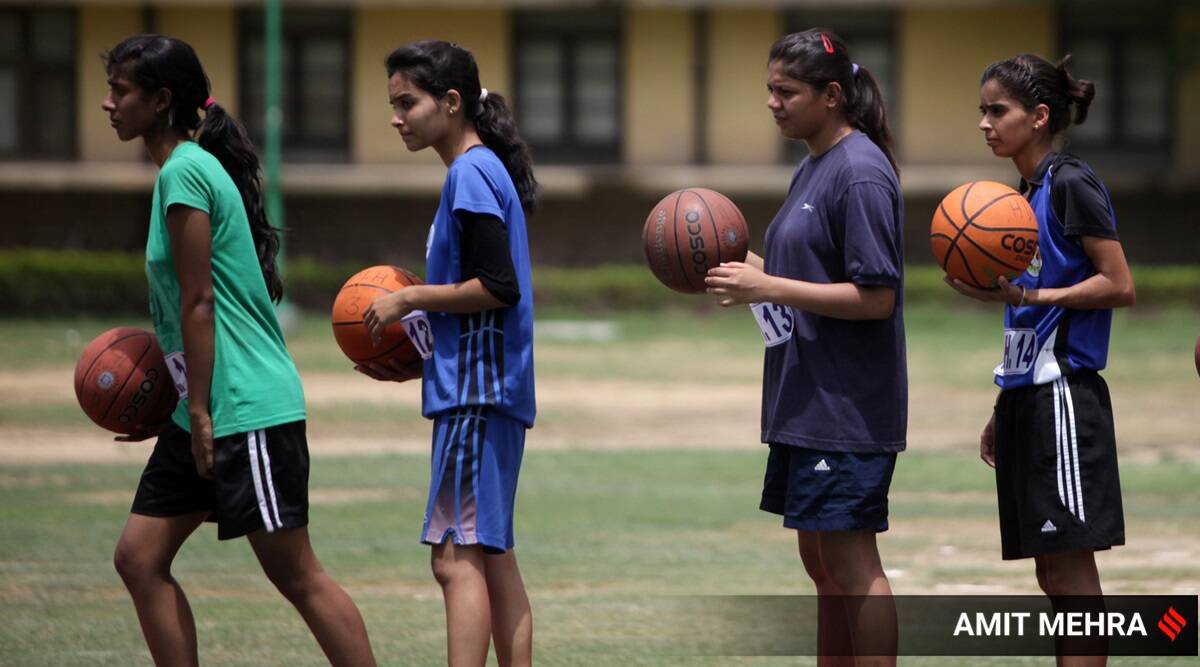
xmin=750 ymin=302 xmax=794 ymax=347
xmin=164 ymin=351 xmax=189 ymax=401
xmin=401 ymin=310 xmax=435 ymax=360
xmin=1000 ymin=328 xmax=1038 ymax=376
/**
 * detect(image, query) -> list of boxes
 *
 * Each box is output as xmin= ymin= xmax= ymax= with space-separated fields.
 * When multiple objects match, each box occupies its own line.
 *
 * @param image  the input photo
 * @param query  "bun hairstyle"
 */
xmin=769 ymin=28 xmax=898 ymax=174
xmin=105 ymin=34 xmax=284 ymax=303
xmin=981 ymin=53 xmax=1096 ymax=135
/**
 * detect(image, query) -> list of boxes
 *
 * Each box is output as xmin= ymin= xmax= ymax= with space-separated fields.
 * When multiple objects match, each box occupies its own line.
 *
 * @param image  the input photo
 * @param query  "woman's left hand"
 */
xmin=705 ymin=262 xmax=775 ymax=307
xmin=362 ymin=291 xmax=413 ymax=346
xmin=190 ymin=413 xmax=215 ymax=480
xmin=943 ymin=275 xmax=1024 ymax=306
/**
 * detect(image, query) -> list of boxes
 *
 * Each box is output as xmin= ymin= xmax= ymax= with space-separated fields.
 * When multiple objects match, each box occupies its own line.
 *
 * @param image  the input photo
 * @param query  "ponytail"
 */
xmin=769 ymin=29 xmax=898 ymax=174
xmin=474 ymin=91 xmax=538 ymax=214
xmin=981 ymin=53 xmax=1096 ymax=136
xmin=197 ymin=103 xmax=284 ymax=303
xmin=106 ymin=34 xmax=284 ymax=303
xmin=386 ymin=40 xmax=539 ymax=214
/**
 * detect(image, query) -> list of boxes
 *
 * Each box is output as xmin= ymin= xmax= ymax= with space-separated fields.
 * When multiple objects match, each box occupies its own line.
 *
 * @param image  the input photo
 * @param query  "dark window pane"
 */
xmin=1124 ymin=39 xmax=1168 ymax=143
xmin=1067 ymin=39 xmax=1112 ymax=143
xmin=0 ymin=14 xmax=19 ymax=60
xmin=31 ymin=10 xmax=72 ymax=63
xmin=0 ymin=68 xmax=16 ymax=150
xmin=573 ymin=40 xmax=618 ymax=143
xmin=517 ymin=40 xmax=564 ymax=142
xmin=33 ymin=74 xmax=72 ymax=154
xmin=300 ymin=38 xmax=344 ymax=140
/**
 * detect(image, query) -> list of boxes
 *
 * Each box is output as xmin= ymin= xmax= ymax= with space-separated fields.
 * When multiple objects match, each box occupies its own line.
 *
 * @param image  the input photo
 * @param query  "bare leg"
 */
xmin=113 ymin=512 xmax=208 ymax=667
xmin=817 ymin=531 xmax=897 ymax=667
xmin=1036 ymin=550 xmax=1106 ymax=667
xmin=431 ymin=541 xmax=492 ymax=667
xmin=248 ymin=527 xmax=377 ymax=667
xmin=483 ymin=549 xmax=532 ymax=667
xmin=798 ymin=531 xmax=854 ymax=667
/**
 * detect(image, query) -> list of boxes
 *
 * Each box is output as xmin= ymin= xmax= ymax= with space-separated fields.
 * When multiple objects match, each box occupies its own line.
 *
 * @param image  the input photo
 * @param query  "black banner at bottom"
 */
xmin=657 ymin=595 xmax=1197 ymax=657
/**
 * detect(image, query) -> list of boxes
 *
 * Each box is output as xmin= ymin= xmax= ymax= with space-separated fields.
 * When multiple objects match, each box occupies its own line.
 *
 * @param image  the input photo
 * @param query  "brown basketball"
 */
xmin=73 ymin=327 xmax=178 ymax=434
xmin=930 ymin=181 xmax=1040 ymax=289
xmin=643 ymin=188 xmax=749 ymax=293
xmin=331 ymin=265 xmax=425 ymax=364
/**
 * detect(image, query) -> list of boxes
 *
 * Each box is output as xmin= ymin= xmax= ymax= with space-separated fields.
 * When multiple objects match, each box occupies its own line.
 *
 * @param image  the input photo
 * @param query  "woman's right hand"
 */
xmin=980 ymin=412 xmax=997 ymax=468
xmin=354 ymin=359 xmax=424 ymax=383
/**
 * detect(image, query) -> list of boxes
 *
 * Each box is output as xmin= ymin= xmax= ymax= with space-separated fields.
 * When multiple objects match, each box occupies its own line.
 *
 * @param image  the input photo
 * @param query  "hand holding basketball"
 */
xmin=363 ymin=290 xmax=414 ymax=346
xmin=705 ymin=261 xmax=773 ymax=307
xmin=354 ymin=358 xmax=424 ymax=383
xmin=943 ymin=273 xmax=1024 ymax=306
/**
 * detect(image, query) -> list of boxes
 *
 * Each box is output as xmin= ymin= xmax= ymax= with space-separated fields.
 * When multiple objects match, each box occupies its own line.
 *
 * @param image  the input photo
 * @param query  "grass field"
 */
xmin=1 ymin=302 xmax=1197 ymax=665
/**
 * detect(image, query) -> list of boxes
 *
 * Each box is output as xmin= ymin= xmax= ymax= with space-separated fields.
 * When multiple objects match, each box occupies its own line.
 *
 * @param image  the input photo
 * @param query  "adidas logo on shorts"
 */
xmin=814 ymin=459 xmax=831 ymax=472
xmin=1041 ymin=520 xmax=1057 ymax=533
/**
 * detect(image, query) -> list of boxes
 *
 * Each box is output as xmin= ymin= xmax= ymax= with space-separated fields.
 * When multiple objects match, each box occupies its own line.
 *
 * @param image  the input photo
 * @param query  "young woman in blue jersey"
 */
xmin=358 ymin=41 xmax=536 ymax=667
xmin=705 ymin=29 xmax=905 ymax=664
xmin=948 ymin=54 xmax=1134 ymax=620
xmin=102 ymin=35 xmax=376 ymax=666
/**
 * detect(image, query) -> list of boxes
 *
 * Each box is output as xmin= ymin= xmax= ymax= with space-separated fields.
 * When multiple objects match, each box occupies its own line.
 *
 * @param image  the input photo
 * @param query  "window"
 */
xmin=0 ymin=7 xmax=76 ymax=159
xmin=239 ymin=9 xmax=350 ymax=162
xmin=1059 ymin=2 xmax=1172 ymax=162
xmin=513 ymin=11 xmax=622 ymax=163
xmin=782 ymin=10 xmax=898 ymax=163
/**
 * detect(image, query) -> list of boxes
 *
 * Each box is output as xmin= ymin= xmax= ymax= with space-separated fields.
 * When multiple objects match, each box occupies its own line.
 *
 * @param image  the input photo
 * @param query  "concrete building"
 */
xmin=1 ymin=1 xmax=1196 ymax=265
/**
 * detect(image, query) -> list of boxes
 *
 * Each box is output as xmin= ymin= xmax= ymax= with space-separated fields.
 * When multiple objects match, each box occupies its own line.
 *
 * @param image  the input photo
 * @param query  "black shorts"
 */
xmin=994 ymin=371 xmax=1124 ymax=560
xmin=131 ymin=420 xmax=310 ymax=540
xmin=760 ymin=444 xmax=896 ymax=533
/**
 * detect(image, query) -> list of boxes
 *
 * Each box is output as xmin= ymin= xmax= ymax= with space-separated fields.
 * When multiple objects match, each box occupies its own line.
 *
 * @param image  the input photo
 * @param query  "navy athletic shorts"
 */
xmin=760 ymin=443 xmax=897 ymax=532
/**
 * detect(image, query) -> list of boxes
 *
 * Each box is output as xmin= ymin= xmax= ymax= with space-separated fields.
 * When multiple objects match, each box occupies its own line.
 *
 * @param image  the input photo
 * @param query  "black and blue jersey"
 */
xmin=996 ymin=152 xmax=1119 ymax=389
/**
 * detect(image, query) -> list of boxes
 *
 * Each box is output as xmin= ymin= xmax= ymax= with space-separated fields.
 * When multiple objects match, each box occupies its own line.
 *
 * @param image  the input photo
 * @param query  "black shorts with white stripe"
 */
xmin=993 ymin=370 xmax=1125 ymax=560
xmin=131 ymin=420 xmax=310 ymax=540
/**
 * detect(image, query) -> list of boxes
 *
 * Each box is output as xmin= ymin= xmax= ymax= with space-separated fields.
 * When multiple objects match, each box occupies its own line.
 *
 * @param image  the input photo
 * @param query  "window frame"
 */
xmin=1057 ymin=1 xmax=1174 ymax=165
xmin=238 ymin=8 xmax=352 ymax=163
xmin=511 ymin=10 xmax=623 ymax=164
xmin=0 ymin=7 xmax=77 ymax=160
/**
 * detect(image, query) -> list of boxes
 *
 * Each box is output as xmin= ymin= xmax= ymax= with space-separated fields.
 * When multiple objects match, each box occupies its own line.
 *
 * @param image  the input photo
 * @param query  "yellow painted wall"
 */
xmin=78 ymin=6 xmax=144 ymax=161
xmin=156 ymin=5 xmax=237 ymax=117
xmin=899 ymin=6 xmax=1053 ymax=164
xmin=1176 ymin=6 xmax=1200 ymax=175
xmin=353 ymin=8 xmax=510 ymax=164
xmin=625 ymin=8 xmax=694 ymax=164
xmin=706 ymin=9 xmax=780 ymax=164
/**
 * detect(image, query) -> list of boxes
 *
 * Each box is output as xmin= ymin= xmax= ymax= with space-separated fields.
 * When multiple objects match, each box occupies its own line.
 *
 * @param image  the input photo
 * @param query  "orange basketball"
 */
xmin=930 ymin=181 xmax=1040 ymax=289
xmin=643 ymin=188 xmax=749 ymax=293
xmin=74 ymin=327 xmax=178 ymax=434
xmin=331 ymin=265 xmax=425 ymax=365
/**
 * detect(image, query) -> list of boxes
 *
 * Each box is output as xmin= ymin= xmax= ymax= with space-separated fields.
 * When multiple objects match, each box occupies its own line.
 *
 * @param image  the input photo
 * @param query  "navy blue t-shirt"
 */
xmin=760 ymin=131 xmax=907 ymax=453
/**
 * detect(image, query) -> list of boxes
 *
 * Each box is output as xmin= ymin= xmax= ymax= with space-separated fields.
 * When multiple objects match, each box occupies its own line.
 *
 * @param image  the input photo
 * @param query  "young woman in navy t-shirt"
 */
xmin=947 ymin=54 xmax=1134 ymax=614
xmin=706 ymin=29 xmax=906 ymax=661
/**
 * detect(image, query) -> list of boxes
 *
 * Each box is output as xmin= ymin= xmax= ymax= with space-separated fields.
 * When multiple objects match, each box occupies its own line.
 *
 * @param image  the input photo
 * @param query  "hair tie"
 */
xmin=475 ymin=88 xmax=488 ymax=118
xmin=203 ymin=96 xmax=216 ymax=110
xmin=819 ymin=33 xmax=834 ymax=54
xmin=852 ymin=63 xmax=860 ymax=76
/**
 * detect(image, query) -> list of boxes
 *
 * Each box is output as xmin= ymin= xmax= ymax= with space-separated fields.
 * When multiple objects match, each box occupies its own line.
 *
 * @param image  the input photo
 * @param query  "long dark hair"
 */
xmin=981 ymin=53 xmax=1095 ymax=136
xmin=105 ymin=34 xmax=283 ymax=303
xmin=769 ymin=29 xmax=897 ymax=174
xmin=385 ymin=40 xmax=538 ymax=214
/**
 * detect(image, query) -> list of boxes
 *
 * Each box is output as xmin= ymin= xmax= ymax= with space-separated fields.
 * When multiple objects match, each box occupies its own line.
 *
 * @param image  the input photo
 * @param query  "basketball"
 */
xmin=930 ymin=181 xmax=1040 ymax=289
xmin=73 ymin=327 xmax=178 ymax=435
xmin=643 ymin=187 xmax=749 ymax=293
xmin=331 ymin=265 xmax=425 ymax=365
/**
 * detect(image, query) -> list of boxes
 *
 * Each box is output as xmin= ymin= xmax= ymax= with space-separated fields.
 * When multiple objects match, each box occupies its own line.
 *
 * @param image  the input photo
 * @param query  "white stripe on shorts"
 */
xmin=247 ymin=429 xmax=276 ymax=532
xmin=1060 ymin=378 xmax=1085 ymax=522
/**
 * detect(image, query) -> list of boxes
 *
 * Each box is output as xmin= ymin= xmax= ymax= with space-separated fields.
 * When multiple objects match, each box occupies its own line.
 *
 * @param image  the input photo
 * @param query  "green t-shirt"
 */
xmin=147 ymin=141 xmax=305 ymax=437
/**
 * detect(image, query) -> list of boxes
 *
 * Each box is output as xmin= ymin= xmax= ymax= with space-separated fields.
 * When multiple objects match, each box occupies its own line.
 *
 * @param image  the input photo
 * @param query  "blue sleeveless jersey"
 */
xmin=422 ymin=147 xmax=536 ymax=426
xmin=996 ymin=154 xmax=1116 ymax=389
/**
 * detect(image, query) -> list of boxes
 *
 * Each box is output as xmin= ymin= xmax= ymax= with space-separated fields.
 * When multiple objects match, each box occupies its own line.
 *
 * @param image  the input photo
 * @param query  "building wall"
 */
xmin=352 ymin=8 xmax=510 ymax=165
xmin=705 ymin=9 xmax=779 ymax=164
xmin=157 ymin=5 xmax=237 ymax=116
xmin=624 ymin=8 xmax=695 ymax=164
xmin=898 ymin=5 xmax=1053 ymax=164
xmin=78 ymin=5 xmax=144 ymax=161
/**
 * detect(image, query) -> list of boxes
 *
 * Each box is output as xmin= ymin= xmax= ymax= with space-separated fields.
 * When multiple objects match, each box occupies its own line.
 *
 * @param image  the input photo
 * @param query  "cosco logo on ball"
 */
xmin=117 ymin=368 xmax=160 ymax=425
xmin=1002 ymin=234 xmax=1039 ymax=257
xmin=686 ymin=210 xmax=707 ymax=274
xmin=96 ymin=371 xmax=115 ymax=390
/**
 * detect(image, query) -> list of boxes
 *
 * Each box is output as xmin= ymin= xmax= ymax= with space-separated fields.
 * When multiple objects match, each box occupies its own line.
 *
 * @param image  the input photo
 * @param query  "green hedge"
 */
xmin=1 ymin=248 xmax=1196 ymax=316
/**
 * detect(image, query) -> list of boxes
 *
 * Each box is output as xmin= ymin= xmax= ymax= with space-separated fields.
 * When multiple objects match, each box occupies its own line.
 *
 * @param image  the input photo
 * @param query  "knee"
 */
xmin=113 ymin=542 xmax=163 ymax=588
xmin=430 ymin=552 xmax=460 ymax=588
xmin=1035 ymin=562 xmax=1051 ymax=595
xmin=799 ymin=548 xmax=837 ymax=594
xmin=263 ymin=566 xmax=322 ymax=603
